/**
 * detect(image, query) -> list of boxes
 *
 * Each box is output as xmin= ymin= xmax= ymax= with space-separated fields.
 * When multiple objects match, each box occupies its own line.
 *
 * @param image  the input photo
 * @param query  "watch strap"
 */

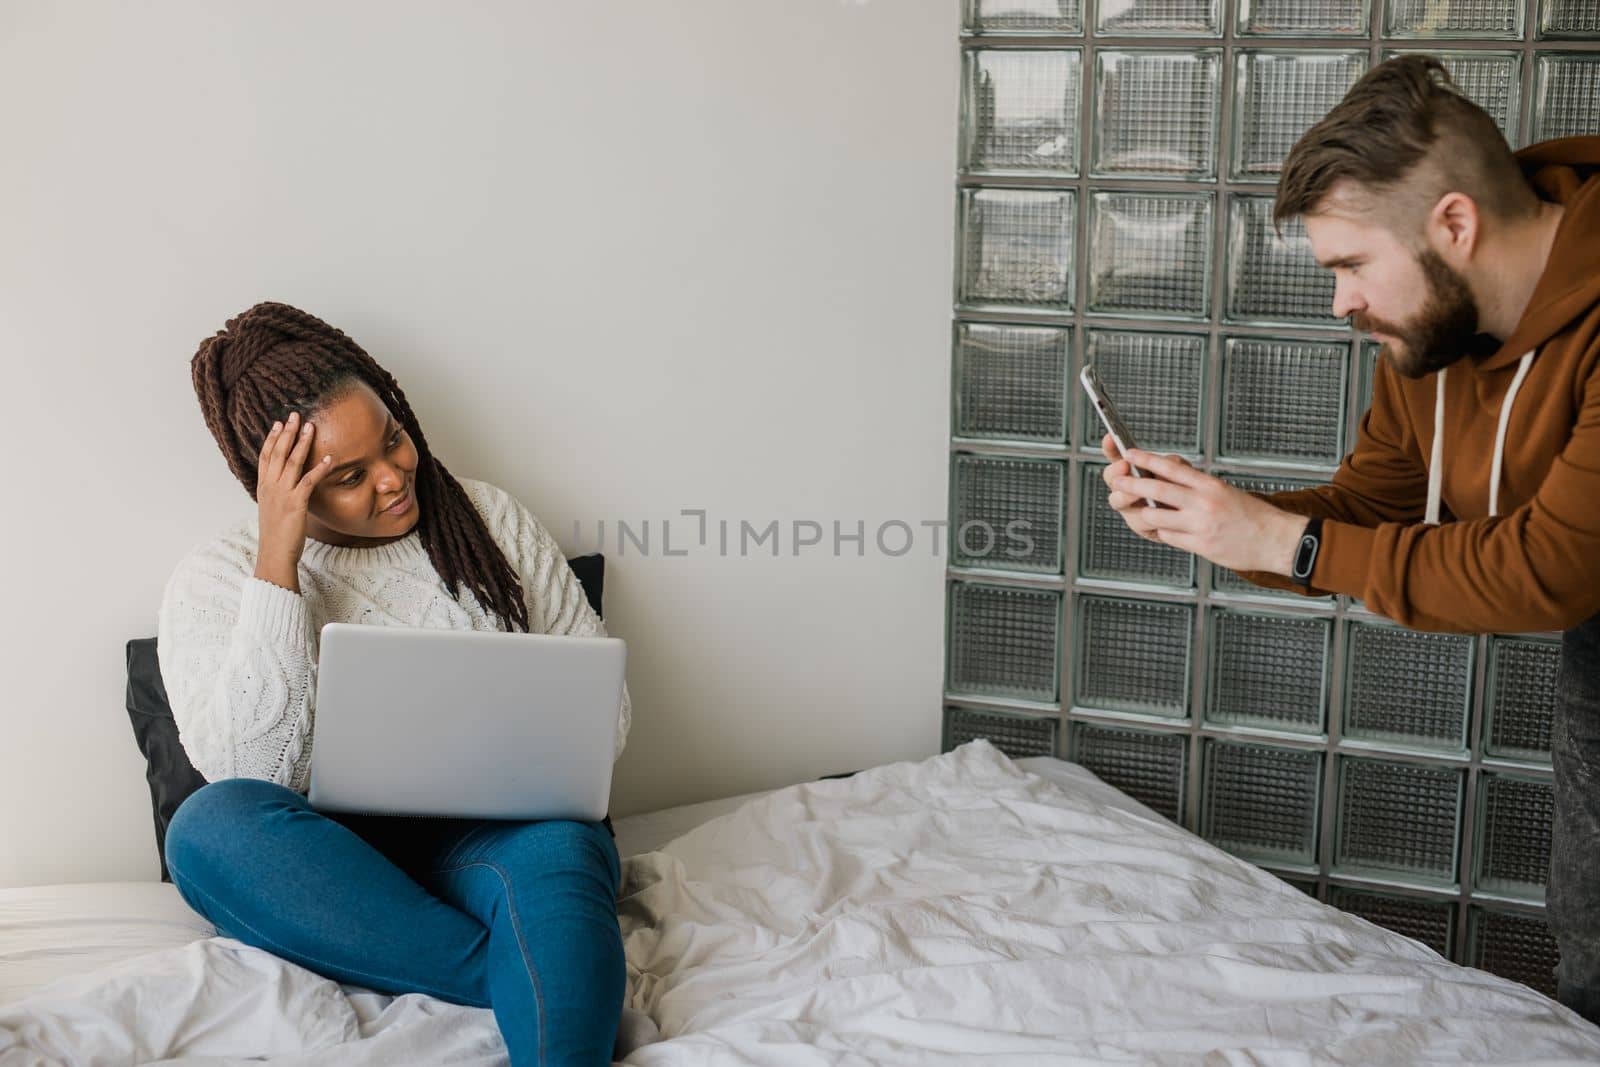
xmin=1290 ymin=516 xmax=1324 ymax=589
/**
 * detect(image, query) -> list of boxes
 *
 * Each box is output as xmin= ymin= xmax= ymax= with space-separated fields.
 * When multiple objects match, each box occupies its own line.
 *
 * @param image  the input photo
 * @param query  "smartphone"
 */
xmin=1079 ymin=363 xmax=1158 ymax=509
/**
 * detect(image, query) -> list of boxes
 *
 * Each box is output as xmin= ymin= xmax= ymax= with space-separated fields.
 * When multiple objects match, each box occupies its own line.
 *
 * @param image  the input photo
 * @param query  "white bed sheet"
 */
xmin=0 ymin=758 xmax=1115 ymax=1015
xmin=0 ymin=881 xmax=212 ymax=1007
xmin=3 ymin=744 xmax=1596 ymax=1065
xmin=0 ymin=775 xmax=821 ymax=1011
xmin=610 ymin=755 xmax=1122 ymax=860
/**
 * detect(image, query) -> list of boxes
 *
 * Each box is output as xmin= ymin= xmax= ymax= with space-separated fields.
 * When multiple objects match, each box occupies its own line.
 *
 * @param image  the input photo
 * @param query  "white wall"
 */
xmin=0 ymin=0 xmax=958 ymax=887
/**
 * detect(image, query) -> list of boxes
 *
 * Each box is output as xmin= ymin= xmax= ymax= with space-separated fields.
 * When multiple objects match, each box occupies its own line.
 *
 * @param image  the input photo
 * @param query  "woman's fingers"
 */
xmin=287 ymin=415 xmax=314 ymax=469
xmin=286 ymin=417 xmax=324 ymax=494
xmin=258 ymin=419 xmax=286 ymax=481
xmin=298 ymin=451 xmax=334 ymax=494
xmin=269 ymin=412 xmax=302 ymax=480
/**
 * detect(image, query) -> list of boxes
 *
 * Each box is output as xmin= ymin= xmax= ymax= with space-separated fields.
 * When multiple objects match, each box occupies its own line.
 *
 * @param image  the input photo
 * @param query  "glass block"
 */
xmin=947 ymin=581 xmax=1062 ymax=704
xmin=1213 ymin=473 xmax=1335 ymax=601
xmin=953 ymin=322 xmax=1070 ymax=445
xmin=1469 ymin=908 xmax=1559 ymax=997
xmin=1206 ymin=609 xmax=1330 ymax=734
xmin=1087 ymin=192 xmax=1213 ymax=320
xmin=1343 ymin=623 xmax=1474 ymax=752
xmin=1532 ymin=54 xmax=1600 ymax=142
xmin=1384 ymin=50 xmax=1522 ymax=147
xmin=1231 ymin=51 xmax=1368 ymax=184
xmin=1080 ymin=330 xmax=1205 ymax=455
xmin=1483 ymin=636 xmax=1560 ymax=763
xmin=958 ymin=188 xmax=1076 ymax=313
xmin=1355 ymin=340 xmax=1380 ymax=425
xmin=950 ymin=453 xmax=1066 ymax=574
xmin=1385 ymin=0 xmax=1522 ymax=38
xmin=1226 ymin=196 xmax=1341 ymax=327
xmin=943 ymin=705 xmax=1059 ymax=759
xmin=1091 ymin=50 xmax=1221 ymax=179
xmin=1335 ymin=757 xmax=1463 ymax=885
xmin=1095 ymin=0 xmax=1221 ymax=35
xmin=1078 ymin=462 xmax=1196 ymax=588
xmin=1070 ymin=721 xmax=1188 ymax=822
xmin=1074 ymin=595 xmax=1193 ymax=718
xmin=1218 ymin=337 xmax=1348 ymax=468
xmin=1330 ymin=887 xmax=1456 ymax=957
xmin=1281 ymin=876 xmax=1320 ymax=898
xmin=1238 ymin=0 xmax=1369 ymax=36
xmin=1475 ymin=773 xmax=1555 ymax=901
xmin=964 ymin=0 xmax=1084 ymax=35
xmin=962 ymin=49 xmax=1083 ymax=176
xmin=1349 ymin=341 xmax=1381 ymax=470
xmin=1201 ymin=740 xmax=1321 ymax=865
xmin=1540 ymin=0 xmax=1600 ymax=37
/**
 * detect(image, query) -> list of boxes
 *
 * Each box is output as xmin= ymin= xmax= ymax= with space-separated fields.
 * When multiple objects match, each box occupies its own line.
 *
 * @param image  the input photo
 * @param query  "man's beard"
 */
xmin=1352 ymin=249 xmax=1481 ymax=379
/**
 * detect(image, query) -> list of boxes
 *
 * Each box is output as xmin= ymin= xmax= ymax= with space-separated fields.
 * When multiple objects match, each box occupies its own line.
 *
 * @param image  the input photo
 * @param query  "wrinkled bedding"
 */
xmin=4 ymin=741 xmax=1597 ymax=1065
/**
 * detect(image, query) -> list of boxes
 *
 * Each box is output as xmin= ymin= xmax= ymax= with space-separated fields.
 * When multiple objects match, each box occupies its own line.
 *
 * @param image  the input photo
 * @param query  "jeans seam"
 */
xmin=430 ymin=859 xmax=548 ymax=1067
xmin=167 ymin=858 xmax=488 ymax=1009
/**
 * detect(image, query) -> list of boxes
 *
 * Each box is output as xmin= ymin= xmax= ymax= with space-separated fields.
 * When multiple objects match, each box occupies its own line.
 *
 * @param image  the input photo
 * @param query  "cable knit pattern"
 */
xmin=155 ymin=477 xmax=631 ymax=794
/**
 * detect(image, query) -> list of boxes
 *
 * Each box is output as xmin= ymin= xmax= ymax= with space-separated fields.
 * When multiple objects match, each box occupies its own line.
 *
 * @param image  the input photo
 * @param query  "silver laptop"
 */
xmin=307 ymin=622 xmax=625 ymax=821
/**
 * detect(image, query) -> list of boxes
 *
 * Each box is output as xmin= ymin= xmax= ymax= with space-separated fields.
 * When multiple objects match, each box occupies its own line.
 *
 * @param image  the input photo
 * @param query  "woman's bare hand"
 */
xmin=253 ymin=411 xmax=334 ymax=590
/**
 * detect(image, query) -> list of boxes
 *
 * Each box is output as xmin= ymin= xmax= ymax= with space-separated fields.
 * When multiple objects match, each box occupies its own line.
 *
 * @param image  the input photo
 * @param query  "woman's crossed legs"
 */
xmin=165 ymin=777 xmax=624 ymax=1067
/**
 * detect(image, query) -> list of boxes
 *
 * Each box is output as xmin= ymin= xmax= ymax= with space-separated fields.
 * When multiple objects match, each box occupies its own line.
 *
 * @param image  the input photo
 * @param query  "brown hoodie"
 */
xmin=1236 ymin=136 xmax=1600 ymax=635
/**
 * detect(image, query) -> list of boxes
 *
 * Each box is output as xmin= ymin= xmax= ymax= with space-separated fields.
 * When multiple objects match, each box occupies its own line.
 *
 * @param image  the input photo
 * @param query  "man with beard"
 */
xmin=1099 ymin=54 xmax=1600 ymax=1020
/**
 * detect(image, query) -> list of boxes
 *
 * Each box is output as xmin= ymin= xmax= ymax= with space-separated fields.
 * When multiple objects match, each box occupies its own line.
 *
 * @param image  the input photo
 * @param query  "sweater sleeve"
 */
xmin=1231 ymin=352 xmax=1432 ymax=599
xmin=1305 ymin=357 xmax=1600 ymax=634
xmin=481 ymin=484 xmax=632 ymax=761
xmin=155 ymin=541 xmax=320 ymax=791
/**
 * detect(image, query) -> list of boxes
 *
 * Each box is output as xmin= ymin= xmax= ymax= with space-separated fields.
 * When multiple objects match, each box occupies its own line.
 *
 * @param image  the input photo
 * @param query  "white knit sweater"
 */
xmin=155 ymin=476 xmax=630 ymax=794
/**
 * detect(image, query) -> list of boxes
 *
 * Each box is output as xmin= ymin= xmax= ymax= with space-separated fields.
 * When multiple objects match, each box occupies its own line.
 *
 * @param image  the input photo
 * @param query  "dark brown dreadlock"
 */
xmin=189 ymin=301 xmax=530 ymax=633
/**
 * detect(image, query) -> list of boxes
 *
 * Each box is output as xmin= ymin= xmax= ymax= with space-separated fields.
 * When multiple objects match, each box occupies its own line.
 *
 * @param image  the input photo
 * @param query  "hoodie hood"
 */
xmin=1420 ymin=137 xmax=1600 ymax=524
xmin=1478 ymin=136 xmax=1600 ymax=371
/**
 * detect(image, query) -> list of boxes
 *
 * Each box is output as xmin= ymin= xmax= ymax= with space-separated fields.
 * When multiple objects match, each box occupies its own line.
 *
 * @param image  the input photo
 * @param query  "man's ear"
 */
xmin=1427 ymin=191 xmax=1481 ymax=265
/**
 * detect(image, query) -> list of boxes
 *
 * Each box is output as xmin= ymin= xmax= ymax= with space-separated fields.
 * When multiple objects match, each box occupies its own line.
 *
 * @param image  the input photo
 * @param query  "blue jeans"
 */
xmin=1552 ymin=608 xmax=1600 ymax=1024
xmin=164 ymin=778 xmax=625 ymax=1066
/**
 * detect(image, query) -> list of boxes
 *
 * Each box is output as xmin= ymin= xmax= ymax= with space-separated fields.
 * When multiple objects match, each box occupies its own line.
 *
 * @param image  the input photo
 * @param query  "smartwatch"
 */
xmin=1290 ymin=516 xmax=1324 ymax=589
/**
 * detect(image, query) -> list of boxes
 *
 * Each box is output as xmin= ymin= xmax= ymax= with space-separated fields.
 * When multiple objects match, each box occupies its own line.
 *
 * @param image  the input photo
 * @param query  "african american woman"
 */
xmin=157 ymin=301 xmax=632 ymax=1067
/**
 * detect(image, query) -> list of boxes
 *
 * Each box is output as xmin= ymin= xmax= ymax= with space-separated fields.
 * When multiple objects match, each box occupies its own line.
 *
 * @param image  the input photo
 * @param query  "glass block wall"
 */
xmin=944 ymin=0 xmax=1599 ymax=996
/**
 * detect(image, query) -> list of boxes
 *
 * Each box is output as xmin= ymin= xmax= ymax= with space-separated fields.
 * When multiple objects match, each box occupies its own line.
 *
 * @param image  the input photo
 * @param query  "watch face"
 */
xmin=1293 ymin=534 xmax=1317 ymax=579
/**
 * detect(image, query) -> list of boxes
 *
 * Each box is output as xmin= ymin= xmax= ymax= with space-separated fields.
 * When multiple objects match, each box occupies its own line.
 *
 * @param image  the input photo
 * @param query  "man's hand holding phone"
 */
xmin=1098 ymin=435 xmax=1308 ymax=575
xmin=1080 ymin=362 xmax=1306 ymax=573
xmin=1100 ymin=433 xmax=1162 ymax=534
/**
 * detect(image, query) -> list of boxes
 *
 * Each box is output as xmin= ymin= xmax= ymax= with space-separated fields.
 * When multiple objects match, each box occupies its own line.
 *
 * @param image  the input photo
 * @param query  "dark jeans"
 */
xmin=164 ymin=778 xmax=625 ymax=1067
xmin=1552 ymin=608 xmax=1600 ymax=1023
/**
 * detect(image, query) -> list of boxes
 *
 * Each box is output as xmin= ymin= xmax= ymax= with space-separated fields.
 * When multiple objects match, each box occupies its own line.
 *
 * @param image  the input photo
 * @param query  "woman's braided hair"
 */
xmin=189 ymin=301 xmax=530 ymax=633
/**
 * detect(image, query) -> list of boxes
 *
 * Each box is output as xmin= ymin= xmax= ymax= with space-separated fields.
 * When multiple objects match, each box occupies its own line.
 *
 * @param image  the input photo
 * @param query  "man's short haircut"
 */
xmin=1274 ymin=55 xmax=1538 ymax=237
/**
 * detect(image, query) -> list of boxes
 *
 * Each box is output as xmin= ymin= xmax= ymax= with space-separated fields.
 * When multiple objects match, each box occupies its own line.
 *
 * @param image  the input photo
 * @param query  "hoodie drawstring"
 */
xmin=1425 ymin=368 xmax=1448 ymax=525
xmin=1423 ymin=350 xmax=1536 ymax=525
